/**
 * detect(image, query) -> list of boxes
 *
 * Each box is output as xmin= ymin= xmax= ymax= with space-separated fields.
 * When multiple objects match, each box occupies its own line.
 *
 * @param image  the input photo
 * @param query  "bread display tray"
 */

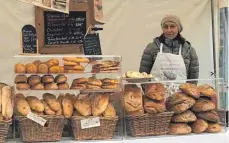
xmin=125 ymin=112 xmax=174 ymax=137
xmin=15 ymin=115 xmax=64 ymax=142
xmin=70 ymin=116 xmax=118 ymax=140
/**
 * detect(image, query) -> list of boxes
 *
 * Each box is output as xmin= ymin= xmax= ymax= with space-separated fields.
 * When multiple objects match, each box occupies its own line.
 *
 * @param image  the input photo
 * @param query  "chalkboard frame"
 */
xmin=35 ymin=2 xmax=91 ymax=54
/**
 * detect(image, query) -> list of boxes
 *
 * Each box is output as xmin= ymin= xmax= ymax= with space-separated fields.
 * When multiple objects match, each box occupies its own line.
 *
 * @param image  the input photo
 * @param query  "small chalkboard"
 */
xmin=21 ymin=25 xmax=37 ymax=54
xmin=83 ymin=33 xmax=102 ymax=57
xmin=44 ymin=11 xmax=86 ymax=45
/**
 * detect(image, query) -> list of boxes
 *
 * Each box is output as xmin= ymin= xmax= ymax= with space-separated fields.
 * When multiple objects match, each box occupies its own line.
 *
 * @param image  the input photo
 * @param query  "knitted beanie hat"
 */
xmin=161 ymin=15 xmax=183 ymax=32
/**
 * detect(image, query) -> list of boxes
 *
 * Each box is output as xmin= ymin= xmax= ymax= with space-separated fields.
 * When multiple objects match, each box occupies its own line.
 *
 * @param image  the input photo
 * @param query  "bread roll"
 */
xmin=143 ymin=96 xmax=165 ymax=114
xmin=58 ymin=83 xmax=69 ymax=90
xmin=74 ymin=98 xmax=91 ymax=116
xmin=49 ymin=66 xmax=64 ymax=73
xmin=72 ymin=78 xmax=88 ymax=84
xmin=38 ymin=63 xmax=49 ymax=73
xmin=2 ymin=86 xmax=12 ymax=118
xmin=26 ymin=96 xmax=45 ymax=112
xmin=14 ymin=63 xmax=26 ymax=73
xmin=41 ymin=99 xmax=55 ymax=115
xmin=62 ymin=97 xmax=73 ymax=118
xmin=16 ymin=98 xmax=31 ymax=116
xmin=86 ymin=84 xmax=101 ymax=89
xmin=196 ymin=110 xmax=219 ymax=122
xmin=55 ymin=74 xmax=67 ymax=83
xmin=192 ymin=98 xmax=216 ymax=112
xmin=41 ymin=75 xmax=54 ymax=83
xmin=62 ymin=57 xmax=89 ymax=63
xmin=87 ymin=78 xmax=102 ymax=86
xmin=16 ymin=83 xmax=30 ymax=90
xmin=169 ymin=123 xmax=192 ymax=135
xmin=91 ymin=94 xmax=109 ymax=116
xmin=70 ymin=84 xmax=86 ymax=90
xmin=191 ymin=119 xmax=208 ymax=133
xmin=103 ymin=103 xmax=116 ymax=117
xmin=145 ymin=83 xmax=165 ymax=101
xmin=206 ymin=123 xmax=222 ymax=133
xmin=63 ymin=65 xmax=85 ymax=71
xmin=179 ymin=83 xmax=200 ymax=99
xmin=124 ymin=85 xmax=144 ymax=115
xmin=102 ymin=78 xmax=119 ymax=84
xmin=44 ymin=83 xmax=58 ymax=90
xmin=45 ymin=59 xmax=59 ymax=67
xmin=31 ymin=83 xmax=44 ymax=90
xmin=28 ymin=75 xmax=41 ymax=86
xmin=43 ymin=93 xmax=61 ymax=111
xmin=172 ymin=110 xmax=197 ymax=123
xmin=63 ymin=61 xmax=80 ymax=66
xmin=15 ymin=75 xmax=27 ymax=83
xmin=33 ymin=60 xmax=42 ymax=67
xmin=26 ymin=63 xmax=37 ymax=73
xmin=198 ymin=84 xmax=217 ymax=97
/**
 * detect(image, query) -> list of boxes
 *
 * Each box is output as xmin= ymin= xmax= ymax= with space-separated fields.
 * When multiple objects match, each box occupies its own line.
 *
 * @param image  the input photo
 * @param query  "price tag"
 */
xmin=26 ymin=112 xmax=47 ymax=126
xmin=80 ymin=117 xmax=100 ymax=129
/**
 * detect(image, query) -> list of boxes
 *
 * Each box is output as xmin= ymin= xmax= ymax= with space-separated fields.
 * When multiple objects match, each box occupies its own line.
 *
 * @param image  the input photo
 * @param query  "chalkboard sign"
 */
xmin=83 ymin=33 xmax=102 ymax=57
xmin=44 ymin=11 xmax=86 ymax=45
xmin=21 ymin=25 xmax=37 ymax=53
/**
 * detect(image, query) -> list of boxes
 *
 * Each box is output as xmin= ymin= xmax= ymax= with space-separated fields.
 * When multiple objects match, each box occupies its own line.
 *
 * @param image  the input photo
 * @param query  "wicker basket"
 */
xmin=0 ymin=120 xmax=11 ymax=143
xmin=125 ymin=112 xmax=174 ymax=137
xmin=70 ymin=116 xmax=118 ymax=140
xmin=16 ymin=115 xmax=65 ymax=142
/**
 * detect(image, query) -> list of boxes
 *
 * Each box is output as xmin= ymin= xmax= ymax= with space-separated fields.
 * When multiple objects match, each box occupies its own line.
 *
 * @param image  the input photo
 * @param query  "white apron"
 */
xmin=151 ymin=43 xmax=187 ymax=96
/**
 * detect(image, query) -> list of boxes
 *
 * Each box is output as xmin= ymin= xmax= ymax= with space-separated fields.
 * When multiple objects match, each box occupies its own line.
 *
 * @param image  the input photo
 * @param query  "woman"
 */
xmin=139 ymin=15 xmax=199 ymax=81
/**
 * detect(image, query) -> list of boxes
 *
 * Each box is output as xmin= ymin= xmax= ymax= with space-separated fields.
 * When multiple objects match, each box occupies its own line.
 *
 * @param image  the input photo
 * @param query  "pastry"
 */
xmin=63 ymin=61 xmax=80 ymax=66
xmin=191 ymin=119 xmax=208 ymax=133
xmin=54 ymin=74 xmax=67 ymax=83
xmin=86 ymin=84 xmax=101 ymax=89
xmin=74 ymin=98 xmax=91 ymax=116
xmin=91 ymin=94 xmax=109 ymax=116
xmin=196 ymin=110 xmax=219 ymax=122
xmin=43 ymin=93 xmax=61 ymax=111
xmin=93 ymin=60 xmax=119 ymax=68
xmin=144 ymin=83 xmax=165 ymax=101
xmin=102 ymin=78 xmax=119 ymax=84
xmin=124 ymin=85 xmax=144 ymax=115
xmin=16 ymin=98 xmax=31 ymax=116
xmin=44 ymin=83 xmax=59 ymax=90
xmin=30 ymin=83 xmax=44 ymax=90
xmin=16 ymin=83 xmax=30 ymax=90
xmin=192 ymin=98 xmax=216 ymax=112
xmin=101 ymin=84 xmax=118 ymax=89
xmin=171 ymin=110 xmax=197 ymax=123
xmin=62 ymin=57 xmax=89 ymax=63
xmin=64 ymin=70 xmax=84 ymax=73
xmin=58 ymin=83 xmax=69 ymax=90
xmin=198 ymin=84 xmax=217 ymax=97
xmin=143 ymin=96 xmax=165 ymax=114
xmin=63 ymin=65 xmax=85 ymax=71
xmin=26 ymin=96 xmax=45 ymax=112
xmin=14 ymin=63 xmax=26 ymax=73
xmin=169 ymin=123 xmax=192 ymax=135
xmin=103 ymin=103 xmax=116 ymax=117
xmin=206 ymin=123 xmax=222 ymax=133
xmin=70 ymin=84 xmax=86 ymax=90
xmin=15 ymin=75 xmax=27 ymax=83
xmin=62 ymin=97 xmax=73 ymax=118
xmin=28 ymin=75 xmax=41 ymax=86
xmin=33 ymin=60 xmax=42 ymax=67
xmin=45 ymin=59 xmax=59 ymax=67
xmin=72 ymin=78 xmax=88 ymax=84
xmin=41 ymin=75 xmax=54 ymax=83
xmin=38 ymin=63 xmax=49 ymax=73
xmin=26 ymin=63 xmax=37 ymax=73
xmin=41 ymin=99 xmax=55 ymax=115
xmin=179 ymin=83 xmax=200 ymax=99
xmin=87 ymin=78 xmax=102 ymax=86
xmin=49 ymin=66 xmax=64 ymax=73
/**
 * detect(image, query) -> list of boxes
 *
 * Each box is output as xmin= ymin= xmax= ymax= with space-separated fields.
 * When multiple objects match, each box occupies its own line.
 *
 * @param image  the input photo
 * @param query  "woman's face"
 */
xmin=162 ymin=22 xmax=179 ymax=39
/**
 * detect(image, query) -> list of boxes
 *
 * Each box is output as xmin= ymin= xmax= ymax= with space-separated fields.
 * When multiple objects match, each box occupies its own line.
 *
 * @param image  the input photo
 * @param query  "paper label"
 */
xmin=80 ymin=117 xmax=100 ymax=129
xmin=26 ymin=112 xmax=47 ymax=126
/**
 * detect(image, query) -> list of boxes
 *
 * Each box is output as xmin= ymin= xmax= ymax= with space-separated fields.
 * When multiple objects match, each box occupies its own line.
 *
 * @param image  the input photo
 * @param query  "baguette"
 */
xmin=1 ymin=86 xmax=11 ymax=118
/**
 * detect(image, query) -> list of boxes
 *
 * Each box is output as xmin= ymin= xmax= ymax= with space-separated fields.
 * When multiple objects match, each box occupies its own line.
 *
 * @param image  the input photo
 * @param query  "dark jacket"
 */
xmin=139 ymin=35 xmax=199 ymax=80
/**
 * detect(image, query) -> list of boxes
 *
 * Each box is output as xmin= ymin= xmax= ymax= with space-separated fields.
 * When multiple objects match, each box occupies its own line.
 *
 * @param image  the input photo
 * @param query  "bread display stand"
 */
xmin=121 ymin=78 xmax=228 ymax=139
xmin=13 ymin=54 xmax=123 ymax=142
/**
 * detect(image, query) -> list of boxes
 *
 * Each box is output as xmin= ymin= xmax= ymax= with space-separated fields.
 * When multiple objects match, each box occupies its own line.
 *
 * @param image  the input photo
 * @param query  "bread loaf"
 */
xmin=43 ymin=93 xmax=61 ymax=111
xmin=206 ymin=123 xmax=222 ymax=133
xmin=62 ymin=97 xmax=73 ymax=118
xmin=74 ymin=98 xmax=91 ymax=116
xmin=143 ymin=96 xmax=165 ymax=114
xmin=198 ymin=84 xmax=217 ymax=97
xmin=28 ymin=75 xmax=41 ymax=86
xmin=192 ymin=98 xmax=216 ymax=112
xmin=103 ymin=103 xmax=116 ymax=117
xmin=145 ymin=83 xmax=165 ymax=101
xmin=26 ymin=96 xmax=45 ymax=112
xmin=196 ymin=110 xmax=219 ymax=122
xmin=191 ymin=119 xmax=208 ymax=133
xmin=41 ymin=99 xmax=55 ymax=115
xmin=16 ymin=98 xmax=31 ymax=116
xmin=124 ymin=85 xmax=144 ymax=115
xmin=169 ymin=123 xmax=192 ymax=135
xmin=55 ymin=74 xmax=67 ymax=83
xmin=0 ymin=83 xmax=7 ymax=112
xmin=5 ymin=99 xmax=13 ymax=119
xmin=15 ymin=75 xmax=27 ymax=83
xmin=2 ymin=86 xmax=12 ymax=118
xmin=179 ymin=83 xmax=200 ymax=99
xmin=171 ymin=110 xmax=197 ymax=123
xmin=91 ymin=94 xmax=109 ymax=116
